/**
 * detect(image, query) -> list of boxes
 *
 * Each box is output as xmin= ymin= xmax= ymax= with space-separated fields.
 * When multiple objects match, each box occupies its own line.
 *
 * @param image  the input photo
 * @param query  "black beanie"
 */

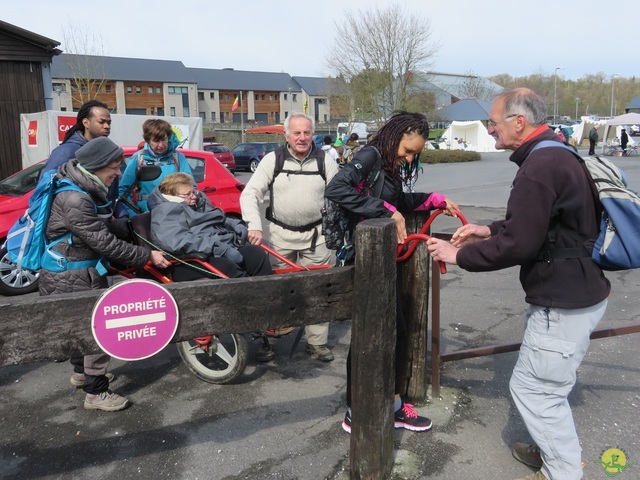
xmin=76 ymin=137 xmax=124 ymax=173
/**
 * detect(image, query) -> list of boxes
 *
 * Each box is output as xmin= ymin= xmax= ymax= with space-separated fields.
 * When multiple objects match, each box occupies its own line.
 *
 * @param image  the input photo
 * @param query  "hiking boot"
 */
xmin=512 ymin=442 xmax=543 ymax=469
xmin=394 ymin=403 xmax=432 ymax=432
xmin=342 ymin=408 xmax=352 ymax=433
xmin=265 ymin=327 xmax=295 ymax=337
xmin=84 ymin=391 xmax=129 ymax=412
xmin=305 ymin=344 xmax=334 ymax=362
xmin=70 ymin=372 xmax=115 ymax=388
xmin=256 ymin=343 xmax=275 ymax=362
xmin=513 ymin=471 xmax=547 ymax=480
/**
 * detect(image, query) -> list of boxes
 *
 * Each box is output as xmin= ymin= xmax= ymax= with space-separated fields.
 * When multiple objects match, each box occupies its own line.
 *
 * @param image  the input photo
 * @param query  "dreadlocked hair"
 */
xmin=369 ymin=111 xmax=429 ymax=184
xmin=61 ymin=100 xmax=109 ymax=144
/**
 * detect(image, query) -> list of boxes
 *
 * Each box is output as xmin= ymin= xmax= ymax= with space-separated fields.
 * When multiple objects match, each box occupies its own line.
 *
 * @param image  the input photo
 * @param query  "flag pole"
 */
xmin=240 ymin=90 xmax=245 ymax=143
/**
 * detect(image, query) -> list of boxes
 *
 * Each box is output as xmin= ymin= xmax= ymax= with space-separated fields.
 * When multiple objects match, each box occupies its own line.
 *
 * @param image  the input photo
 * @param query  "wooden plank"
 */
xmin=397 ymin=211 xmax=431 ymax=402
xmin=0 ymin=267 xmax=354 ymax=367
xmin=350 ymin=218 xmax=397 ymax=480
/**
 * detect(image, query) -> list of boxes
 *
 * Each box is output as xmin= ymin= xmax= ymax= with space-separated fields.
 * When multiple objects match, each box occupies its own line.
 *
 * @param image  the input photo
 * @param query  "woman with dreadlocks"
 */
xmin=325 ymin=111 xmax=459 ymax=434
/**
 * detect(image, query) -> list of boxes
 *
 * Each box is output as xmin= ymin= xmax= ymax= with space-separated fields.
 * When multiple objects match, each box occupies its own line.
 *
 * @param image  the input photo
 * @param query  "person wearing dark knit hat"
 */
xmin=75 ymin=136 xmax=124 ymax=173
xmin=41 ymin=135 xmax=170 ymax=413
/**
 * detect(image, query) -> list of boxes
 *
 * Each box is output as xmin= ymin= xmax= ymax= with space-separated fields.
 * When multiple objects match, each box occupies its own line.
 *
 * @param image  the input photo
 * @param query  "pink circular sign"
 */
xmin=91 ymin=279 xmax=179 ymax=361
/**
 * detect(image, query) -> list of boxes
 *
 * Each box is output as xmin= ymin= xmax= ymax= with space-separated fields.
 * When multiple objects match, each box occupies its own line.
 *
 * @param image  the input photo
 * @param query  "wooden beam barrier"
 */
xmin=397 ymin=211 xmax=431 ymax=403
xmin=350 ymin=218 xmax=397 ymax=480
xmin=0 ymin=267 xmax=353 ymax=367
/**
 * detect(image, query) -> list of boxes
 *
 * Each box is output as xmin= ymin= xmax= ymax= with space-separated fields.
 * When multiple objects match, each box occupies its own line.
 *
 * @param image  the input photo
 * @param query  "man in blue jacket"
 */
xmin=44 ymin=100 xmax=124 ymax=215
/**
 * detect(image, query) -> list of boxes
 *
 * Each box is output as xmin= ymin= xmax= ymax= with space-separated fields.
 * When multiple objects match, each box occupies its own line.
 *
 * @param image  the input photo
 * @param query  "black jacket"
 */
xmin=324 ymin=146 xmax=431 ymax=218
xmin=456 ymin=130 xmax=610 ymax=308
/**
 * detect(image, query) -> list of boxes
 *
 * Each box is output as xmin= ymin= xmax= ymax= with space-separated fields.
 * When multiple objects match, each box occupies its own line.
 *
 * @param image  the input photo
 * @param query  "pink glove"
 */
xmin=415 ymin=193 xmax=447 ymax=211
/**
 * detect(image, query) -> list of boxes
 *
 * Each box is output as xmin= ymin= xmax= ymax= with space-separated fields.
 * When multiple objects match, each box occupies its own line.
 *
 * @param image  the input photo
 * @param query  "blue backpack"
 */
xmin=532 ymin=141 xmax=640 ymax=270
xmin=6 ymin=171 xmax=104 ymax=273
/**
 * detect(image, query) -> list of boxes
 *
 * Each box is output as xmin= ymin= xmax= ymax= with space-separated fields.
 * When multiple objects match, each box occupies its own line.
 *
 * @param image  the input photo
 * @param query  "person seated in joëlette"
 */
xmin=147 ymin=172 xmax=272 ymax=280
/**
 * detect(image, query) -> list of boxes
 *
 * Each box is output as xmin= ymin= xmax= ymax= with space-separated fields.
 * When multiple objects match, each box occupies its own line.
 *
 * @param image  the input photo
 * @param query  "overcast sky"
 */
xmin=3 ymin=0 xmax=635 ymax=82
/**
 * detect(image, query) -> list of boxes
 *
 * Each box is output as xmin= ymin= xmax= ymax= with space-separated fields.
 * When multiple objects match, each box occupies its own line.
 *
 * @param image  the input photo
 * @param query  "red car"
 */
xmin=202 ymin=142 xmax=236 ymax=173
xmin=122 ymin=147 xmax=244 ymax=216
xmin=0 ymin=148 xmax=244 ymax=296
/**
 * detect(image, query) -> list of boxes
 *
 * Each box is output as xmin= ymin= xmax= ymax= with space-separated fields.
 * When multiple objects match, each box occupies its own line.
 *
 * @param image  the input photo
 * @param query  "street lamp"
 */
xmin=553 ymin=67 xmax=563 ymax=123
xmin=53 ymin=87 xmax=62 ymax=110
xmin=610 ymin=73 xmax=620 ymax=118
xmin=575 ymin=97 xmax=579 ymax=121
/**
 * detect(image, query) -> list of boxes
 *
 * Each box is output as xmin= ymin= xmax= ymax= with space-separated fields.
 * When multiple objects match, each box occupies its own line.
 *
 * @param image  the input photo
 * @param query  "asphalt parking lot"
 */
xmin=2 ymin=148 xmax=640 ymax=480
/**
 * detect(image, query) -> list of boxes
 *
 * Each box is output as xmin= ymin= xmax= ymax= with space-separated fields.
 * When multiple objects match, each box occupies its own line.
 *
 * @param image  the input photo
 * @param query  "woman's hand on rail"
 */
xmin=247 ymin=230 xmax=263 ymax=245
xmin=150 ymin=250 xmax=170 ymax=269
xmin=442 ymin=198 xmax=459 ymax=217
xmin=426 ymin=238 xmax=458 ymax=265
xmin=391 ymin=211 xmax=407 ymax=244
xmin=450 ymin=224 xmax=491 ymax=247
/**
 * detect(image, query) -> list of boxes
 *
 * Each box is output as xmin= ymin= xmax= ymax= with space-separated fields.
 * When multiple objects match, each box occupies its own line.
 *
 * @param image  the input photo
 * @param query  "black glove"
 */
xmin=233 ymin=223 xmax=248 ymax=247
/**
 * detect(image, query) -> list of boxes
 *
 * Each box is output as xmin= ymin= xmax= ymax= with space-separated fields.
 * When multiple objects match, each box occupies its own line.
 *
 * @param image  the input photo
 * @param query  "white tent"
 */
xmin=570 ymin=118 xmax=607 ymax=146
xmin=600 ymin=113 xmax=640 ymax=153
xmin=440 ymin=120 xmax=502 ymax=152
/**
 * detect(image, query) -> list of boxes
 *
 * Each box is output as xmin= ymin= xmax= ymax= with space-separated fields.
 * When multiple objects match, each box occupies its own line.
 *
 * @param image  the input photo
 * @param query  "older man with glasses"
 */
xmin=428 ymin=88 xmax=610 ymax=480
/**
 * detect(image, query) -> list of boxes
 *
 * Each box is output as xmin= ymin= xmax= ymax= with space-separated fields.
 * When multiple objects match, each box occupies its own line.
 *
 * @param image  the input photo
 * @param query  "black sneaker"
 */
xmin=394 ymin=403 xmax=432 ymax=432
xmin=256 ymin=344 xmax=274 ymax=362
xmin=342 ymin=409 xmax=352 ymax=433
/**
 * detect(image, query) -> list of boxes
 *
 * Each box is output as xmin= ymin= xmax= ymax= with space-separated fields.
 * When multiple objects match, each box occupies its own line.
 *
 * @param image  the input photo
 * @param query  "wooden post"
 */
xmin=350 ymin=218 xmax=397 ymax=480
xmin=397 ymin=211 xmax=431 ymax=402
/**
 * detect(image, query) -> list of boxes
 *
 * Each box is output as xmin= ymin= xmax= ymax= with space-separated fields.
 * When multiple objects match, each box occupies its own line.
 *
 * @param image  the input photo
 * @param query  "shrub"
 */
xmin=421 ymin=150 xmax=481 ymax=164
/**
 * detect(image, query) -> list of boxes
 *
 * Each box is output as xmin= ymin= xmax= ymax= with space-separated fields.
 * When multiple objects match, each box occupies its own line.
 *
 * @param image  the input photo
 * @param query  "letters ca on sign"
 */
xmin=57 ymin=116 xmax=77 ymax=143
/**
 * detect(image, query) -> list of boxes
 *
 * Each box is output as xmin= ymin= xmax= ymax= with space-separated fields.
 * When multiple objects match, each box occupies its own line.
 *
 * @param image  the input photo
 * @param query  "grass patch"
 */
xmin=421 ymin=149 xmax=481 ymax=164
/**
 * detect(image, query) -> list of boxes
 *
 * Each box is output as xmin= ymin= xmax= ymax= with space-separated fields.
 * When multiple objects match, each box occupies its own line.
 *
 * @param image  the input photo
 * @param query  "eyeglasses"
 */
xmin=487 ymin=114 xmax=517 ymax=128
xmin=104 ymin=164 xmax=123 ymax=172
xmin=176 ymin=189 xmax=198 ymax=198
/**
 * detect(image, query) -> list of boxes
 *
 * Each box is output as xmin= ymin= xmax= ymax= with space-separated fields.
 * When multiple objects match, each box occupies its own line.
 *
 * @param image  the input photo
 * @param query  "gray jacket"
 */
xmin=39 ymin=160 xmax=151 ymax=296
xmin=147 ymin=188 xmax=246 ymax=258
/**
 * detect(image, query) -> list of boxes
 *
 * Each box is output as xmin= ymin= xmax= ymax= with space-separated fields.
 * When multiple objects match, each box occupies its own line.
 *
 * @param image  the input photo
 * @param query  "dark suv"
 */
xmin=231 ymin=142 xmax=280 ymax=172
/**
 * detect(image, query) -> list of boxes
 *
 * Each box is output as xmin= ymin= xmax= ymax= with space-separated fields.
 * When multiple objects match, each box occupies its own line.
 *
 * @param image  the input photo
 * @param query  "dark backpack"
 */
xmin=532 ymin=140 xmax=640 ymax=270
xmin=322 ymin=147 xmax=383 ymax=265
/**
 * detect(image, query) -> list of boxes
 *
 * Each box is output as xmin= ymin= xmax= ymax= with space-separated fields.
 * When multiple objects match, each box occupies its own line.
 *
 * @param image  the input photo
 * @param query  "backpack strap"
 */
xmin=266 ymin=146 xmax=325 ymax=232
xmin=529 ymin=141 xmax=599 ymax=262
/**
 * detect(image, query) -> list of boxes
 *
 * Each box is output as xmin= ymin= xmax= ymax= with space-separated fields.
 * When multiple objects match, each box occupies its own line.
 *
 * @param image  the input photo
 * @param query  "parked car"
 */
xmin=122 ymin=147 xmax=244 ymax=216
xmin=231 ymin=142 xmax=280 ymax=172
xmin=0 ymin=148 xmax=245 ymax=297
xmin=202 ymin=142 xmax=236 ymax=173
xmin=0 ymin=160 xmax=47 ymax=295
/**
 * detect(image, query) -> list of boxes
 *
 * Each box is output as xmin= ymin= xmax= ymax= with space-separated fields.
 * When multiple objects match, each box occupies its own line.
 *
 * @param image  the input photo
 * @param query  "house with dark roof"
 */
xmin=625 ymin=96 xmax=640 ymax=114
xmin=51 ymin=54 xmax=198 ymax=117
xmin=0 ymin=20 xmax=61 ymax=176
xmin=51 ymin=54 xmax=334 ymax=126
xmin=188 ymin=67 xmax=301 ymax=124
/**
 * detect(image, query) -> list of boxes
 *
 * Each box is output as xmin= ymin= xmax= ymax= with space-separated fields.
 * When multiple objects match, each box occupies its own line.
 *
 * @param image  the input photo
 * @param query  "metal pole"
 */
xmin=610 ymin=74 xmax=619 ymax=118
xmin=575 ymin=97 xmax=579 ymax=121
xmin=240 ymin=90 xmax=245 ymax=143
xmin=554 ymin=67 xmax=563 ymax=123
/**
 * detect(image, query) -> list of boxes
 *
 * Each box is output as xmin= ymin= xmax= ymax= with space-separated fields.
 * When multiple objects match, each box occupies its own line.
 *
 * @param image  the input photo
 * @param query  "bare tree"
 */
xmin=327 ymin=4 xmax=439 ymax=120
xmin=61 ymin=23 xmax=109 ymax=106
